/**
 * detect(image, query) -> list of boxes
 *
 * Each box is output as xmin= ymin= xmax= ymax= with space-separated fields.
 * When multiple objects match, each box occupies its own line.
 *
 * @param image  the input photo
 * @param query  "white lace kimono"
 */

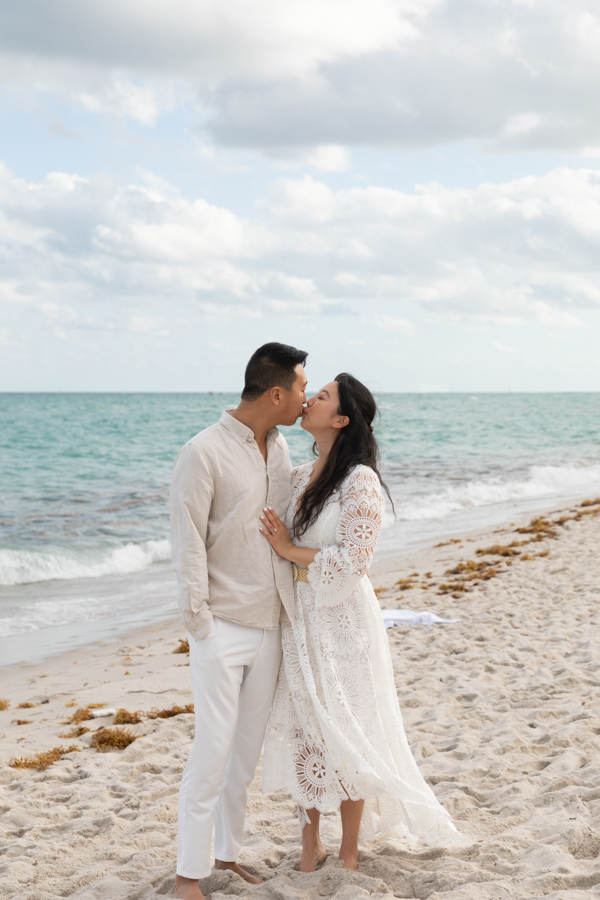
xmin=263 ymin=463 xmax=461 ymax=846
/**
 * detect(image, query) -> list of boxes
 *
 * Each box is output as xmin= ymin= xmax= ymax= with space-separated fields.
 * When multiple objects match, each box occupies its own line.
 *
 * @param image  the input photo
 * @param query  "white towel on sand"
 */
xmin=382 ymin=609 xmax=460 ymax=628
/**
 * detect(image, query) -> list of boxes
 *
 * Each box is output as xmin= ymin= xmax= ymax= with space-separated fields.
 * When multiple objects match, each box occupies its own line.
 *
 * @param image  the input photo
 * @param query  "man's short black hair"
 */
xmin=242 ymin=342 xmax=308 ymax=401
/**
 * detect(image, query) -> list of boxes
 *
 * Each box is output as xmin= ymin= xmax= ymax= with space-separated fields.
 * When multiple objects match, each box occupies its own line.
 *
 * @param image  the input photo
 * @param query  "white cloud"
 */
xmin=0 ymin=0 xmax=599 ymax=155
xmin=266 ymin=144 xmax=352 ymax=172
xmin=0 ymin=0 xmax=417 ymax=90
xmin=76 ymin=76 xmax=177 ymax=126
xmin=503 ymin=114 xmax=541 ymax=138
xmin=299 ymin=146 xmax=351 ymax=172
xmin=205 ymin=0 xmax=600 ymax=153
xmin=373 ymin=315 xmax=416 ymax=335
xmin=1 ymin=162 xmax=599 ymax=337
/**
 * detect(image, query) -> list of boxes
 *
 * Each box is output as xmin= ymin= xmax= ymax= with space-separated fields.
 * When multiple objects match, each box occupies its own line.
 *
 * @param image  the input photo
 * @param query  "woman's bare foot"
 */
xmin=299 ymin=843 xmax=326 ymax=873
xmin=338 ymin=849 xmax=358 ymax=870
xmin=214 ymin=860 xmax=263 ymax=884
xmin=172 ymin=876 xmax=205 ymax=899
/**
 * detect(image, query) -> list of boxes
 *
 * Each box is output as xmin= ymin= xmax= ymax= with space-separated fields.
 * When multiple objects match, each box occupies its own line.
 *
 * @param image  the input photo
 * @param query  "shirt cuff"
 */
xmin=182 ymin=607 xmax=214 ymax=641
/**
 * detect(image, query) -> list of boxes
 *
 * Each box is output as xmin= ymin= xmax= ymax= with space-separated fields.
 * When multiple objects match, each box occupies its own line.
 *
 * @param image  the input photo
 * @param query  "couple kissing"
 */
xmin=170 ymin=342 xmax=460 ymax=900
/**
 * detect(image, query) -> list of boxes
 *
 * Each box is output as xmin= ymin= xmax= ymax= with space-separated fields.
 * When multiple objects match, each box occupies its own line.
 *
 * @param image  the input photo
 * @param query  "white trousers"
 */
xmin=177 ymin=617 xmax=282 ymax=879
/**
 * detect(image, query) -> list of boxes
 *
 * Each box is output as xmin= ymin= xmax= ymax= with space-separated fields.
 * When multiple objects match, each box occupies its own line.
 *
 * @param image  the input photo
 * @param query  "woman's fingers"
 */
xmin=263 ymin=507 xmax=282 ymax=528
xmin=260 ymin=512 xmax=273 ymax=532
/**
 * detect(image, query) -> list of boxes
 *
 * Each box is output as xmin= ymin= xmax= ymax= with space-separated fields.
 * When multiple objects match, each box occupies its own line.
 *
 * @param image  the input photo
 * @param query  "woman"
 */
xmin=259 ymin=373 xmax=461 ymax=873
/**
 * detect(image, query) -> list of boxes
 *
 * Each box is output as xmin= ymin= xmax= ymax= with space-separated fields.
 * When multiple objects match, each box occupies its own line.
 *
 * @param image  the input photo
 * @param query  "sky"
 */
xmin=1 ymin=0 xmax=600 ymax=393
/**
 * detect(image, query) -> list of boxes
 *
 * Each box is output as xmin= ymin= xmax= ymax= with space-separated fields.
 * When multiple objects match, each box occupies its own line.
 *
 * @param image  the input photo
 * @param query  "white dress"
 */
xmin=263 ymin=463 xmax=461 ymax=846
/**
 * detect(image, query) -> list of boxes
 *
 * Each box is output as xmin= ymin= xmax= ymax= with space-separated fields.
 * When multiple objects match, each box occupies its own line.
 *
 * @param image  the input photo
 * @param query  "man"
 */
xmin=170 ymin=342 xmax=308 ymax=900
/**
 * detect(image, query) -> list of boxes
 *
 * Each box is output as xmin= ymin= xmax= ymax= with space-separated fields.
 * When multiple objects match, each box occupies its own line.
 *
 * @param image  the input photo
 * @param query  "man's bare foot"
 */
xmin=172 ymin=875 xmax=205 ymax=899
xmin=299 ymin=843 xmax=327 ymax=873
xmin=338 ymin=850 xmax=358 ymax=871
xmin=214 ymin=860 xmax=263 ymax=884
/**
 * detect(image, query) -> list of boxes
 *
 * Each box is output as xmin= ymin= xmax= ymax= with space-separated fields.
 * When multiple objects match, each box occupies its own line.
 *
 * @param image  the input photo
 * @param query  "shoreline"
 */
xmin=1 ymin=493 xmax=597 ymax=759
xmin=2 ymin=490 xmax=598 ymax=671
xmin=2 ymin=495 xmax=600 ymax=899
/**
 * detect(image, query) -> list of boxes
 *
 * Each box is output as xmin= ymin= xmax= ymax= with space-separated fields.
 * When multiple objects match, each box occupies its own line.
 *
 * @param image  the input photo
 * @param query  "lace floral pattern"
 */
xmin=263 ymin=464 xmax=462 ymax=847
xmin=306 ymin=466 xmax=384 ymax=608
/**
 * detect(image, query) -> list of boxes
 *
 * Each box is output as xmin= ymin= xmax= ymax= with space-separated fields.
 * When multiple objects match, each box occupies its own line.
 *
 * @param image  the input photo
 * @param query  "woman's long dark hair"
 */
xmin=293 ymin=372 xmax=393 ymax=536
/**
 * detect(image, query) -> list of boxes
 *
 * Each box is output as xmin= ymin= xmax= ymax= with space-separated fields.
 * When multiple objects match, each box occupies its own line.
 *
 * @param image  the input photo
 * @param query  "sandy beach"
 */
xmin=2 ymin=498 xmax=600 ymax=900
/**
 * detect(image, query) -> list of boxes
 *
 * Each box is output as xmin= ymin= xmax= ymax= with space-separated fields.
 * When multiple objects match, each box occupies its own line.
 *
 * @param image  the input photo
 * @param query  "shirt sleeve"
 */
xmin=170 ymin=442 xmax=214 ymax=640
xmin=307 ymin=466 xmax=384 ymax=608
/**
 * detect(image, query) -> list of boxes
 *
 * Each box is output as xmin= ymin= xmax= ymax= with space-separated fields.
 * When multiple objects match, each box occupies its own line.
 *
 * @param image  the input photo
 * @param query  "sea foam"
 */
xmin=0 ymin=539 xmax=171 ymax=587
xmin=397 ymin=464 xmax=600 ymax=521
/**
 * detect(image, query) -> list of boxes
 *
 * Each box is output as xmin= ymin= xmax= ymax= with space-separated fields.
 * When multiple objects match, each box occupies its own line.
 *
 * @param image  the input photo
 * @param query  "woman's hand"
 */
xmin=259 ymin=507 xmax=294 ymax=560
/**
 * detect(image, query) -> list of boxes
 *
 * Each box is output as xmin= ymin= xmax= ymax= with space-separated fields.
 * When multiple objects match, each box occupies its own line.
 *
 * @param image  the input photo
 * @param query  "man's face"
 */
xmin=277 ymin=364 xmax=308 ymax=426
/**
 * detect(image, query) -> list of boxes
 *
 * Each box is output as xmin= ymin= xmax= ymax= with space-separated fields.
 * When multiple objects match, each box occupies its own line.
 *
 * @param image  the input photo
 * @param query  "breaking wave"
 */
xmin=0 ymin=539 xmax=171 ymax=587
xmin=398 ymin=464 xmax=600 ymax=521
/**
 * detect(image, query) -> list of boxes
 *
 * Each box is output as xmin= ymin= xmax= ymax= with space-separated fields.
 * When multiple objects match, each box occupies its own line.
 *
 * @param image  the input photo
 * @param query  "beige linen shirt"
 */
xmin=170 ymin=409 xmax=295 ymax=640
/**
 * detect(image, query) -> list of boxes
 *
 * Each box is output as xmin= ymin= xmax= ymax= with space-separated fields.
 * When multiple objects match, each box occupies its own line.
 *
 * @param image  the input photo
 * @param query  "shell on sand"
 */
xmin=1 ymin=505 xmax=600 ymax=899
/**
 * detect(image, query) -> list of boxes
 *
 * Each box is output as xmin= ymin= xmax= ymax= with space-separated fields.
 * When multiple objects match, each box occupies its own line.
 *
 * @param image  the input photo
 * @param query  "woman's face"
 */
xmin=300 ymin=381 xmax=342 ymax=435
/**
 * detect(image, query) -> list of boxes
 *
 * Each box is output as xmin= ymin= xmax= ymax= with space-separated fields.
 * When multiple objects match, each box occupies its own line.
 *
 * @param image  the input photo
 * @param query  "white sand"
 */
xmin=2 ymin=501 xmax=600 ymax=900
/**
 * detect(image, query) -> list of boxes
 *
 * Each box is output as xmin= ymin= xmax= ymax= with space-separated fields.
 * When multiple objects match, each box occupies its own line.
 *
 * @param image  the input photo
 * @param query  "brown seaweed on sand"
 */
xmin=113 ymin=708 xmax=143 ymax=725
xmin=173 ymin=639 xmax=190 ymax=654
xmin=59 ymin=725 xmax=90 ymax=738
xmin=62 ymin=702 xmax=108 ymax=725
xmin=146 ymin=703 xmax=194 ymax=720
xmin=516 ymin=516 xmax=558 ymax=539
xmin=381 ymin=503 xmax=600 ymax=605
xmin=395 ymin=578 xmax=416 ymax=590
xmin=476 ymin=543 xmax=522 ymax=558
xmin=9 ymin=745 xmax=80 ymax=771
xmin=90 ymin=727 xmax=138 ymax=752
xmin=0 ymin=699 xmax=9 ymax=711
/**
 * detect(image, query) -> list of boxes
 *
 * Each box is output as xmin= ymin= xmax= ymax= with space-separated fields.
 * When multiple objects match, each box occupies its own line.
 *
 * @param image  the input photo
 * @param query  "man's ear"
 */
xmin=270 ymin=386 xmax=282 ymax=406
xmin=333 ymin=415 xmax=350 ymax=430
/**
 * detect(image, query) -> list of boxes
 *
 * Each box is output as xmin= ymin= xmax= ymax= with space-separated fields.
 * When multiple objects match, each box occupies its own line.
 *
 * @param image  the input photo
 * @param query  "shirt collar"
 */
xmin=219 ymin=408 xmax=279 ymax=444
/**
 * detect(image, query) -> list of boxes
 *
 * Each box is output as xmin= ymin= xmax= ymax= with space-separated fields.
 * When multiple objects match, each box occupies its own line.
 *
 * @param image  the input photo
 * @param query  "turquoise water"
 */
xmin=1 ymin=393 xmax=600 ymax=659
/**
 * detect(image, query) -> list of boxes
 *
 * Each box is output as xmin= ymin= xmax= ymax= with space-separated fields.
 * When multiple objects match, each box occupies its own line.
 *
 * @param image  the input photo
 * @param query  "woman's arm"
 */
xmin=259 ymin=507 xmax=318 ymax=566
xmin=306 ymin=467 xmax=384 ymax=607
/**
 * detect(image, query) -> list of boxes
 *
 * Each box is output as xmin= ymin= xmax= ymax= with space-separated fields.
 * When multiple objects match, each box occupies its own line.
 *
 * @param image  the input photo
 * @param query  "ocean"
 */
xmin=2 ymin=392 xmax=600 ymax=665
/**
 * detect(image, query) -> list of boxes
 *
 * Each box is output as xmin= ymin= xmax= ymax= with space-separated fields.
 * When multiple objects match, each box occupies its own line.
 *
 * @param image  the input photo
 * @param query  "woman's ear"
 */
xmin=333 ymin=415 xmax=350 ymax=430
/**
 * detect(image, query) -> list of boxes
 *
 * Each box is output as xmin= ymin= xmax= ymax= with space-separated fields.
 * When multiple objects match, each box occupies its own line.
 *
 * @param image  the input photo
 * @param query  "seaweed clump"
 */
xmin=0 ymin=699 xmax=9 ymax=711
xmin=173 ymin=639 xmax=190 ymax=655
xmin=12 ymin=719 xmax=33 ymax=725
xmin=62 ymin=702 xmax=107 ymax=725
xmin=476 ymin=543 xmax=522 ymax=558
xmin=9 ymin=745 xmax=80 ymax=771
xmin=59 ymin=725 xmax=90 ymax=738
xmin=62 ymin=707 xmax=95 ymax=725
xmin=17 ymin=701 xmax=37 ymax=709
xmin=438 ymin=559 xmax=499 ymax=596
xmin=90 ymin=727 xmax=137 ymax=752
xmin=395 ymin=577 xmax=416 ymax=591
xmin=516 ymin=516 xmax=558 ymax=540
xmin=147 ymin=703 xmax=194 ymax=720
xmin=113 ymin=708 xmax=142 ymax=725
